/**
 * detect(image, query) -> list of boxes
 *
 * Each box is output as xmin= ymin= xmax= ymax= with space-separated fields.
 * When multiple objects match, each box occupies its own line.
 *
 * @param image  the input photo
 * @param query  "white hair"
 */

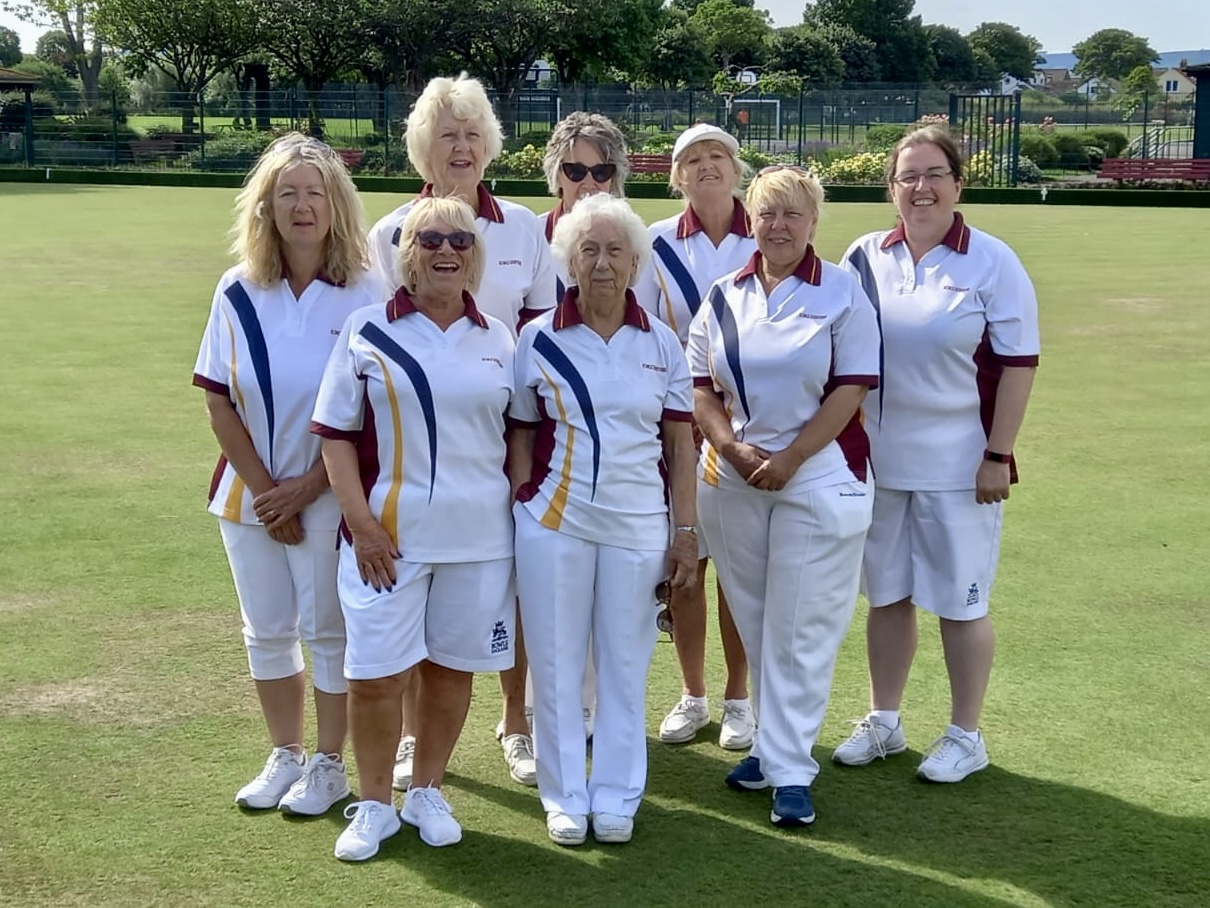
xmin=405 ymin=73 xmax=504 ymax=182
xmin=550 ymin=194 xmax=651 ymax=286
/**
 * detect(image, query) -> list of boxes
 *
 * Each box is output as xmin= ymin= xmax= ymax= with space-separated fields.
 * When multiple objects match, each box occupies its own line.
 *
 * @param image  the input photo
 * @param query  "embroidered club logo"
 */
xmin=966 ymin=583 xmax=980 ymax=607
xmin=490 ymin=620 xmax=509 ymax=654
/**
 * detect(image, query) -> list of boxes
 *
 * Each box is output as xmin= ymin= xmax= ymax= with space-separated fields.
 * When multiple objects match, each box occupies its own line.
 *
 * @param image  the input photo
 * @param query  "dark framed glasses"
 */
xmin=561 ymin=162 xmax=618 ymax=184
xmin=416 ymin=230 xmax=476 ymax=251
xmin=655 ymin=580 xmax=674 ymax=637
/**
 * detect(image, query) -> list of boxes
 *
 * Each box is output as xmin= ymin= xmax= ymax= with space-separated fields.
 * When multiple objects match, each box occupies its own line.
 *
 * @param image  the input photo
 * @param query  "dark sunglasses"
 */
xmin=561 ymin=162 xmax=618 ymax=184
xmin=655 ymin=580 xmax=674 ymax=637
xmin=416 ymin=230 xmax=476 ymax=251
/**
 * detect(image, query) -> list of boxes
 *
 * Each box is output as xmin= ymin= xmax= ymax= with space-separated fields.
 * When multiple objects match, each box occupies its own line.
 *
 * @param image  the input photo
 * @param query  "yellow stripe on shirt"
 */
xmin=537 ymin=362 xmax=576 ymax=530
xmin=369 ymin=351 xmax=404 ymax=548
xmin=654 ymin=268 xmax=678 ymax=338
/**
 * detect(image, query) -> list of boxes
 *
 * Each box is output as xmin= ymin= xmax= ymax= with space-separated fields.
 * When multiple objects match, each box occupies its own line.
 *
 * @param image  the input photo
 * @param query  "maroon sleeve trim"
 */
xmin=517 ymin=306 xmax=552 ymax=330
xmin=507 ymin=416 xmax=542 ymax=430
xmin=662 ymin=408 xmax=694 ymax=423
xmin=692 ymin=376 xmax=715 ymax=388
xmin=994 ymin=354 xmax=1040 ymax=368
xmin=192 ymin=374 xmax=229 ymax=395
xmin=310 ymin=421 xmax=360 ymax=441
xmin=832 ymin=374 xmax=880 ymax=389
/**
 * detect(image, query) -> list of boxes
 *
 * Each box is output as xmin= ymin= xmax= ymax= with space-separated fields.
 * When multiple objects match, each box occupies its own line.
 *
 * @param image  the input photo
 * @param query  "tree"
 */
xmin=767 ymin=26 xmax=844 ymax=84
xmin=94 ymin=0 xmax=263 ymax=132
xmin=0 ymin=25 xmax=21 ymax=66
xmin=806 ymin=0 xmax=934 ymax=82
xmin=2 ymin=2 xmax=103 ymax=106
xmin=362 ymin=0 xmax=458 ymax=93
xmin=967 ymin=21 xmax=1042 ymax=80
xmin=11 ymin=55 xmax=76 ymax=95
xmin=633 ymin=8 xmax=714 ymax=90
xmin=546 ymin=0 xmax=663 ymax=84
xmin=256 ymin=0 xmax=372 ymax=136
xmin=815 ymin=21 xmax=878 ymax=82
xmin=925 ymin=24 xmax=974 ymax=84
xmin=35 ymin=28 xmax=76 ymax=75
xmin=1073 ymin=29 xmax=1158 ymax=82
xmin=1114 ymin=64 xmax=1161 ymax=115
xmin=689 ymin=0 xmax=770 ymax=71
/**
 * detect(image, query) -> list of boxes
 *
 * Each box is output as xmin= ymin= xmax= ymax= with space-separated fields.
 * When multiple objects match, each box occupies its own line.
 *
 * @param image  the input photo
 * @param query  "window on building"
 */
xmin=1165 ymin=80 xmax=1179 ymax=92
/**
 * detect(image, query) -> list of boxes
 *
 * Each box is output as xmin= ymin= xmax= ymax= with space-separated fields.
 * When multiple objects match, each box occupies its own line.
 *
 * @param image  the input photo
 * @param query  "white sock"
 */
xmin=683 ymin=694 xmax=708 ymax=707
xmin=947 ymin=723 xmax=980 ymax=743
xmin=870 ymin=709 xmax=900 ymax=730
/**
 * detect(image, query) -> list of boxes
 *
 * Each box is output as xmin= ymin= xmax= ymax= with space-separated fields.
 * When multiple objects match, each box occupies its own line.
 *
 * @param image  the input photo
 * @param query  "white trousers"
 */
xmin=218 ymin=519 xmax=345 ymax=694
xmin=514 ymin=505 xmax=664 ymax=817
xmin=699 ymin=479 xmax=872 ymax=787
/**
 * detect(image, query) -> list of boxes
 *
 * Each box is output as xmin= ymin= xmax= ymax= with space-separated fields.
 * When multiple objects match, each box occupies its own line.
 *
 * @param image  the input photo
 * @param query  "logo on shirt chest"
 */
xmin=642 ymin=363 xmax=667 ymax=373
xmin=482 ymin=356 xmax=504 ymax=368
xmin=944 ymin=285 xmax=971 ymax=292
xmin=330 ymin=328 xmax=342 ymax=336
xmin=798 ymin=312 xmax=828 ymax=320
xmin=498 ymin=259 xmax=523 ymax=267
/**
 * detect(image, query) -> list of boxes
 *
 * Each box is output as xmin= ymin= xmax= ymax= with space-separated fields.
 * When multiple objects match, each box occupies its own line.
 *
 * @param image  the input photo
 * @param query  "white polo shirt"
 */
xmin=633 ymin=200 xmax=757 ymax=345
xmin=841 ymin=213 xmax=1041 ymax=491
xmin=192 ymin=264 xmax=382 ymax=529
xmin=686 ymin=248 xmax=881 ymax=492
xmin=511 ymin=291 xmax=693 ymax=550
xmin=310 ymin=289 xmax=515 ymax=562
xmin=367 ymin=183 xmax=557 ymax=335
xmin=542 ymin=206 xmax=572 ymax=302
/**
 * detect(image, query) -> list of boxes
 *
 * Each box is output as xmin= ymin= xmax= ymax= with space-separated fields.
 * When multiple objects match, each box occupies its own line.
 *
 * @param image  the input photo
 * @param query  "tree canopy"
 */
xmin=967 ymin=21 xmax=1041 ymax=80
xmin=1073 ymin=29 xmax=1158 ymax=82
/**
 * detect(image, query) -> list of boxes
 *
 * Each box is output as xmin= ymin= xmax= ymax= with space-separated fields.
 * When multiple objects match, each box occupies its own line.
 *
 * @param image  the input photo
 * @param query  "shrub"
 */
xmin=863 ymin=123 xmax=909 ymax=154
xmin=1018 ymin=132 xmax=1058 ymax=168
xmin=815 ymin=151 xmax=886 ymax=184
xmin=1079 ymin=128 xmax=1129 ymax=158
xmin=635 ymin=133 xmax=675 ymax=155
xmin=0 ymin=92 xmax=57 ymax=130
xmin=967 ymin=150 xmax=1044 ymax=185
xmin=183 ymin=131 xmax=277 ymax=172
xmin=1051 ymin=132 xmax=1091 ymax=167
xmin=736 ymin=144 xmax=776 ymax=171
xmin=354 ymin=145 xmax=409 ymax=175
xmin=486 ymin=144 xmax=544 ymax=179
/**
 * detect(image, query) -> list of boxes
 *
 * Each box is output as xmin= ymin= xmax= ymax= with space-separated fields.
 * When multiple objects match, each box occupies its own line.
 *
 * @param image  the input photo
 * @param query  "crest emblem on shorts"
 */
xmin=966 ymin=583 xmax=980 ymax=607
xmin=490 ymin=620 xmax=509 ymax=654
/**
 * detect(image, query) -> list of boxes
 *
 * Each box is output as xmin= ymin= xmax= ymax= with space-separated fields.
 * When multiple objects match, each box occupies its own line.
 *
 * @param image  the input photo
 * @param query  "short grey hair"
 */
xmin=405 ymin=73 xmax=504 ymax=183
xmin=550 ymin=193 xmax=651 ymax=287
xmin=542 ymin=112 xmax=631 ymax=197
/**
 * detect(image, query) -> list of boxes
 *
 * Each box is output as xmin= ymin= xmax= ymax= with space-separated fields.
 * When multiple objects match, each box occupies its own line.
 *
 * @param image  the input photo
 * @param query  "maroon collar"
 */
xmin=386 ymin=286 xmax=489 ymax=328
xmin=552 ymin=287 xmax=651 ymax=332
xmin=677 ymin=199 xmax=752 ymax=240
xmin=733 ymin=246 xmax=822 ymax=287
xmin=543 ymin=206 xmax=564 ymax=243
xmin=417 ymin=182 xmax=505 ymax=224
xmin=881 ymin=212 xmax=970 ymax=253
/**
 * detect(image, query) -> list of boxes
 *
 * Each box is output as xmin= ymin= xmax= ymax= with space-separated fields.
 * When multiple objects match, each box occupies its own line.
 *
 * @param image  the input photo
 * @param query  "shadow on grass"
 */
xmin=396 ymin=740 xmax=1206 ymax=908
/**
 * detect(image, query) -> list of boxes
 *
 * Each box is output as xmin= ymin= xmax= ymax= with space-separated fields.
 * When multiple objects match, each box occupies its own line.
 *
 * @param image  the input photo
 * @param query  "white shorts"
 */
xmin=218 ymin=519 xmax=345 ymax=693
xmin=338 ymin=544 xmax=515 ymax=680
xmin=862 ymin=487 xmax=1003 ymax=620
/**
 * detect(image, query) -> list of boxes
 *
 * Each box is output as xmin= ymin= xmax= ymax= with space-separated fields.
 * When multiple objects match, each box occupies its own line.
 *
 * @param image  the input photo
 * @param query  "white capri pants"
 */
xmin=699 ymin=479 xmax=873 ymax=788
xmin=218 ymin=519 xmax=346 ymax=694
xmin=514 ymin=505 xmax=664 ymax=818
xmin=338 ymin=544 xmax=516 ymax=681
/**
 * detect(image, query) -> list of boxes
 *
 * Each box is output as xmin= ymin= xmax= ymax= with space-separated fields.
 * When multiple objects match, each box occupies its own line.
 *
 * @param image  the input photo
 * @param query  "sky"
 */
xmin=1 ymin=0 xmax=1207 ymax=57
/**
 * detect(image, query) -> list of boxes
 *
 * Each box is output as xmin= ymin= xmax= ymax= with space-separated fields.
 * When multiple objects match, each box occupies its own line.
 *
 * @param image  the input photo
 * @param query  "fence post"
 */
xmin=112 ymin=89 xmax=119 ymax=167
xmin=1141 ymin=93 xmax=1149 ymax=159
xmin=199 ymin=91 xmax=207 ymax=165
xmin=1011 ymin=93 xmax=1022 ymax=187
xmin=688 ymin=90 xmax=694 ymax=125
xmin=383 ymin=89 xmax=390 ymax=176
xmin=796 ymin=84 xmax=804 ymax=164
xmin=23 ymin=87 xmax=34 ymax=167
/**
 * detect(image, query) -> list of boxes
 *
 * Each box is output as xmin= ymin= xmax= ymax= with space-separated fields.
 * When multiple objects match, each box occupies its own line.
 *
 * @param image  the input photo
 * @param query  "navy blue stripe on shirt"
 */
xmin=707 ymin=284 xmax=750 ymax=439
xmin=225 ymin=281 xmax=276 ymax=469
xmin=533 ymin=329 xmax=602 ymax=500
xmin=653 ymin=237 xmax=703 ymax=317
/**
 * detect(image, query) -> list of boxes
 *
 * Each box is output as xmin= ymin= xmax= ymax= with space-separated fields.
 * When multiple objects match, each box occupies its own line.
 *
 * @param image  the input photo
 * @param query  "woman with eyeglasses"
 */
xmin=632 ymin=123 xmax=756 ymax=753
xmin=366 ymin=73 xmax=556 ymax=794
xmin=192 ymin=134 xmax=381 ymax=817
xmin=689 ymin=165 xmax=880 ymax=827
xmin=511 ymin=194 xmax=698 ymax=846
xmin=314 ymin=197 xmax=517 ymax=860
xmin=833 ymin=125 xmax=1040 ymax=784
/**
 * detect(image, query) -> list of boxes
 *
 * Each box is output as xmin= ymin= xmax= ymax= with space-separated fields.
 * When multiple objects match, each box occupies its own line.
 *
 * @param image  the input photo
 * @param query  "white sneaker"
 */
xmin=402 ymin=786 xmax=462 ymax=847
xmin=592 ymin=812 xmax=633 ymax=843
xmin=392 ymin=736 xmax=416 ymax=791
xmin=917 ymin=727 xmax=989 ymax=783
xmin=279 ymin=753 xmax=350 ymax=816
xmin=718 ymin=699 xmax=756 ymax=750
xmin=547 ymin=811 xmax=588 ymax=846
xmin=501 ymin=733 xmax=538 ymax=786
xmin=494 ymin=707 xmax=535 ymax=741
xmin=334 ymin=800 xmax=402 ymax=862
xmin=235 ymin=746 xmax=305 ymax=809
xmin=658 ymin=695 xmax=710 ymax=744
xmin=832 ymin=715 xmax=908 ymax=766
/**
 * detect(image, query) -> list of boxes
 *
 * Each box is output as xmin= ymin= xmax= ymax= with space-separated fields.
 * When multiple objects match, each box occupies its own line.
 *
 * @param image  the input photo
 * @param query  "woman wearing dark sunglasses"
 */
xmin=315 ymin=196 xmax=518 ymax=860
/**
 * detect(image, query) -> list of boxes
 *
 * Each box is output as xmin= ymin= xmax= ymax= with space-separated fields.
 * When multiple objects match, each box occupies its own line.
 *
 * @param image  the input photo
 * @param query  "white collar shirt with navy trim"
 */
xmin=841 ymin=213 xmax=1041 ymax=491
xmin=310 ymin=288 xmax=516 ymax=562
xmin=511 ymin=289 xmax=694 ymax=550
xmin=686 ymin=248 xmax=881 ymax=492
xmin=367 ymin=183 xmax=557 ymax=336
xmin=192 ymin=264 xmax=382 ymax=528
xmin=633 ymin=199 xmax=756 ymax=346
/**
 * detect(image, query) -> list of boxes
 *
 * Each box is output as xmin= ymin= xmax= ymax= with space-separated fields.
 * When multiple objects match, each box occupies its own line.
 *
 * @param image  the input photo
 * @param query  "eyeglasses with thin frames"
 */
xmin=891 ymin=169 xmax=955 ymax=187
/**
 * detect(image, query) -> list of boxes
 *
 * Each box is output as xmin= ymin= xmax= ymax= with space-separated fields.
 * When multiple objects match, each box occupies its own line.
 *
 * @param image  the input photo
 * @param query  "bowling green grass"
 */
xmin=1 ymin=184 xmax=1207 ymax=908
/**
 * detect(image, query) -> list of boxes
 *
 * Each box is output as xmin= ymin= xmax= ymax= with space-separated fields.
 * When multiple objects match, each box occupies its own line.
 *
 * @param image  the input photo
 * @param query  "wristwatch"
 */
xmin=983 ymin=449 xmax=1011 ymax=464
xmin=675 ymin=525 xmax=698 ymax=534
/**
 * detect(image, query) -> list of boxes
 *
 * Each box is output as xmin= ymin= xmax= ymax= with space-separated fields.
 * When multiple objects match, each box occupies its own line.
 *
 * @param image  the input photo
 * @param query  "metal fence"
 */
xmin=0 ymin=82 xmax=1197 ymax=175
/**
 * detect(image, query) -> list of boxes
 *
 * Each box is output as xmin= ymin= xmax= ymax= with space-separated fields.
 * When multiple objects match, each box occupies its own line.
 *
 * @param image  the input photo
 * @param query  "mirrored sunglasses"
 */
xmin=561 ymin=162 xmax=618 ymax=184
xmin=415 ymin=230 xmax=476 ymax=251
xmin=655 ymin=580 xmax=674 ymax=637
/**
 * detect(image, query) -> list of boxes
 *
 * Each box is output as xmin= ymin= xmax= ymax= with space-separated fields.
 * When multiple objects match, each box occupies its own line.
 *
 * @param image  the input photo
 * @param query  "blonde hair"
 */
xmin=230 ymin=133 xmax=368 ymax=287
xmin=745 ymin=166 xmax=826 ymax=242
xmin=396 ymin=196 xmax=486 ymax=295
xmin=669 ymin=139 xmax=751 ymax=200
xmin=551 ymin=193 xmax=651 ymax=287
xmin=406 ymin=74 xmax=504 ymax=183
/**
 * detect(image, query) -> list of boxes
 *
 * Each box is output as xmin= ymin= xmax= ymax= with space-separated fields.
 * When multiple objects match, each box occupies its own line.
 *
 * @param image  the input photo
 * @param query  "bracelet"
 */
xmin=983 ymin=449 xmax=1011 ymax=464
xmin=675 ymin=525 xmax=698 ymax=535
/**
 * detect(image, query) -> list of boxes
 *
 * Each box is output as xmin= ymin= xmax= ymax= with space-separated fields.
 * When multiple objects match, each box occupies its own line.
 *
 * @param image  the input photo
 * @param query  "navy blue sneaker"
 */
xmin=725 ymin=756 xmax=769 ymax=791
xmin=770 ymin=785 xmax=815 ymax=827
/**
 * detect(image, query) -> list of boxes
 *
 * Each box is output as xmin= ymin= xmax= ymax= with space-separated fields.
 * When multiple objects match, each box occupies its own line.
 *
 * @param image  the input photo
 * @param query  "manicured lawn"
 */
xmin=1 ymin=185 xmax=1207 ymax=907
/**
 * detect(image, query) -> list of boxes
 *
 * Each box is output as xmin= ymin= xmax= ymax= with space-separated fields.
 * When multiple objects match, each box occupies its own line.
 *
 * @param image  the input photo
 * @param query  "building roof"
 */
xmin=0 ymin=67 xmax=40 ymax=89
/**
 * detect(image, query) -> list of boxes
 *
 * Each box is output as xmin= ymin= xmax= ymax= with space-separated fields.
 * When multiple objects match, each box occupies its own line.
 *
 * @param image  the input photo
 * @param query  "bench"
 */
xmin=629 ymin=153 xmax=672 ymax=174
xmin=1099 ymin=158 xmax=1210 ymax=183
xmin=335 ymin=147 xmax=365 ymax=171
xmin=130 ymin=138 xmax=178 ymax=163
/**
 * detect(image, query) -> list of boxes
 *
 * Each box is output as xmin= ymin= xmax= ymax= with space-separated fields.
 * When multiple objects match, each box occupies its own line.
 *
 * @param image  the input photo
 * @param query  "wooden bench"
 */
xmin=1099 ymin=158 xmax=1210 ymax=182
xmin=130 ymin=138 xmax=178 ymax=163
xmin=629 ymin=153 xmax=672 ymax=174
xmin=335 ymin=147 xmax=365 ymax=171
